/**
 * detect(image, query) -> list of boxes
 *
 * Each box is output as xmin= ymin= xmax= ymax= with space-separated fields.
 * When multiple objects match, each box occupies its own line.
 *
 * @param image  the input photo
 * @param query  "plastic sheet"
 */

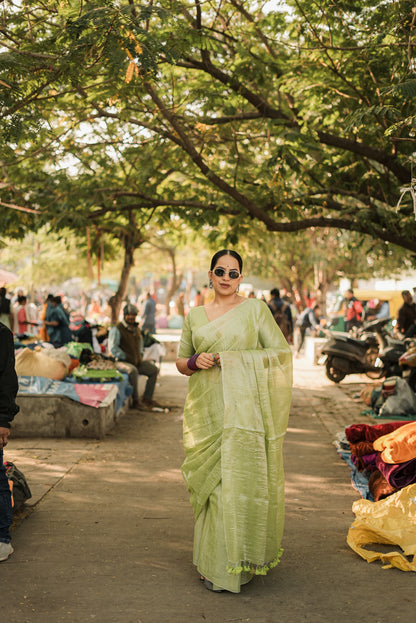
xmin=347 ymin=483 xmax=416 ymax=571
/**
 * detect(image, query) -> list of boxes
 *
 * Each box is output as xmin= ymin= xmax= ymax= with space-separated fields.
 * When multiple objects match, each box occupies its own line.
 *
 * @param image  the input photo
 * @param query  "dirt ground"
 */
xmin=1 ymin=355 xmax=415 ymax=623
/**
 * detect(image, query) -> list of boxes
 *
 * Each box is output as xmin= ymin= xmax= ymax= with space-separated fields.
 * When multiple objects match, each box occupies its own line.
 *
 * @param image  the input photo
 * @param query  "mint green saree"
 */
xmin=178 ymin=298 xmax=292 ymax=592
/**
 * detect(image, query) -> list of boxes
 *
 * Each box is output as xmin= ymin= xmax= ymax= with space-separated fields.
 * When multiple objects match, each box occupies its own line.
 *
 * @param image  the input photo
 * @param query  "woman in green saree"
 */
xmin=176 ymin=250 xmax=292 ymax=593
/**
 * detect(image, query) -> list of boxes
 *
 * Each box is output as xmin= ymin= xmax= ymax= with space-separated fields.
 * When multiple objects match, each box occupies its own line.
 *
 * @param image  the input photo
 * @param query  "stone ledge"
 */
xmin=304 ymin=336 xmax=327 ymax=364
xmin=11 ymin=395 xmax=124 ymax=439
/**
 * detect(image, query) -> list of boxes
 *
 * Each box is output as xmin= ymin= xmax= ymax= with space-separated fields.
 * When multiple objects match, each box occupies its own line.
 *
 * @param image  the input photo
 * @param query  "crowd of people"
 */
xmin=337 ymin=288 xmax=416 ymax=340
xmin=256 ymin=286 xmax=416 ymax=358
xmin=0 ymin=287 xmax=155 ymax=346
xmin=0 ymin=283 xmax=309 ymax=351
xmin=3 ymin=279 xmax=416 ymax=360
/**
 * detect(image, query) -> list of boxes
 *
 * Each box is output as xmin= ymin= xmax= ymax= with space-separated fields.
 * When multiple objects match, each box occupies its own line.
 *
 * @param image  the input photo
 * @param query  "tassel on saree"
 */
xmin=226 ymin=548 xmax=284 ymax=576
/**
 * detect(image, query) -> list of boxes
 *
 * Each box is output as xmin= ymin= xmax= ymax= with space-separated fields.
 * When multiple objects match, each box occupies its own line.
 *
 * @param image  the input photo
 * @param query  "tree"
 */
xmin=1 ymin=0 xmax=416 ymax=270
xmin=236 ymin=221 xmax=412 ymax=312
xmin=139 ymin=0 xmax=416 ymax=252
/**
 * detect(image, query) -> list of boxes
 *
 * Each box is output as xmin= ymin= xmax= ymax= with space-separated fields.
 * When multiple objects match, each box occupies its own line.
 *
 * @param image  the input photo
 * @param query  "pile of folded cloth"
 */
xmin=346 ymin=421 xmax=416 ymax=501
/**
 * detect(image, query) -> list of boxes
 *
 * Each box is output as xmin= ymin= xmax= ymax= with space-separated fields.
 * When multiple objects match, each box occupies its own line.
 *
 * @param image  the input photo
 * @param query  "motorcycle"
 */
xmin=319 ymin=317 xmax=407 ymax=383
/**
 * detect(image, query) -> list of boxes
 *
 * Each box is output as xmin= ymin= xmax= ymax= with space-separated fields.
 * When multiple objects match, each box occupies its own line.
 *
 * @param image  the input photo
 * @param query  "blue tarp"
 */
xmin=337 ymin=448 xmax=373 ymax=501
xmin=18 ymin=373 xmax=132 ymax=412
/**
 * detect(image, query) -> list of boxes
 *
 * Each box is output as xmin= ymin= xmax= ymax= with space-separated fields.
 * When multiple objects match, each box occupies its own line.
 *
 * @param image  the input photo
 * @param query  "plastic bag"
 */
xmin=347 ymin=482 xmax=416 ymax=571
xmin=378 ymin=376 xmax=416 ymax=418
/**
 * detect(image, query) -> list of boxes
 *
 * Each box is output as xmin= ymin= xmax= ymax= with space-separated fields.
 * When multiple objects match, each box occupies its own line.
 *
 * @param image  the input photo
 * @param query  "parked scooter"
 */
xmin=376 ymin=332 xmax=415 ymax=381
xmin=319 ymin=317 xmax=406 ymax=383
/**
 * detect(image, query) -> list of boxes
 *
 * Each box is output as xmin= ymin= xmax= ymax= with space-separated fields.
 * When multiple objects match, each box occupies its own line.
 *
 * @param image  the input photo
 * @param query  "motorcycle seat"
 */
xmin=329 ymin=331 xmax=369 ymax=346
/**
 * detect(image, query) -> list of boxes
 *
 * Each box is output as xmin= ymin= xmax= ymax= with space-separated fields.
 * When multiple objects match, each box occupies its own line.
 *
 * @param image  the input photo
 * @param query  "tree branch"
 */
xmin=263 ymin=215 xmax=416 ymax=253
xmin=0 ymin=200 xmax=40 ymax=214
xmin=317 ymin=131 xmax=410 ymax=183
xmin=176 ymin=57 xmax=410 ymax=183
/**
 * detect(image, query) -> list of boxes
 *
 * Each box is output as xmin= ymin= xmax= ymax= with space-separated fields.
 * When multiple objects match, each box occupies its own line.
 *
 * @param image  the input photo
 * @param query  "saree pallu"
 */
xmin=179 ymin=299 xmax=292 ymax=592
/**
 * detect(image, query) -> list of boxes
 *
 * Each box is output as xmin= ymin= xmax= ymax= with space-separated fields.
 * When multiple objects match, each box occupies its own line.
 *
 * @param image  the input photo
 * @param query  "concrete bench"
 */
xmin=11 ymin=393 xmax=125 ymax=440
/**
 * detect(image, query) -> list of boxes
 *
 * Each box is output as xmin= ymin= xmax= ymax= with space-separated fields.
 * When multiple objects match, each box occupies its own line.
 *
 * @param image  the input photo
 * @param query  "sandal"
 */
xmin=203 ymin=579 xmax=223 ymax=593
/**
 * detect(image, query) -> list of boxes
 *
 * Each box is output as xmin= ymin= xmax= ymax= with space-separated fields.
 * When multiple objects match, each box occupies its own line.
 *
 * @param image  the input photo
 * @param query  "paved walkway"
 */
xmin=1 ymin=355 xmax=414 ymax=623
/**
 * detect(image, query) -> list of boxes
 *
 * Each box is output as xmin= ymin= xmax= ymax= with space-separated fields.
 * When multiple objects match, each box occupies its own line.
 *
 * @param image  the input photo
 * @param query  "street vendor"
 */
xmin=107 ymin=304 xmax=161 ymax=410
xmin=44 ymin=295 xmax=72 ymax=347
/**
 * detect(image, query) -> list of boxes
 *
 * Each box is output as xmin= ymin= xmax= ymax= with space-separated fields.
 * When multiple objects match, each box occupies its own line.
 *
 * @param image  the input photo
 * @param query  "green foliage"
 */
xmin=1 ymin=0 xmax=416 ymax=304
xmin=392 ymin=79 xmax=416 ymax=98
xmin=1 ymin=228 xmax=92 ymax=288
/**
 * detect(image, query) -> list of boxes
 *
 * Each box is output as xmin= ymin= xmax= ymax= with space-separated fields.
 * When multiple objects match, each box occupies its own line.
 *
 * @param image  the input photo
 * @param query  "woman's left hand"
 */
xmin=196 ymin=352 xmax=221 ymax=369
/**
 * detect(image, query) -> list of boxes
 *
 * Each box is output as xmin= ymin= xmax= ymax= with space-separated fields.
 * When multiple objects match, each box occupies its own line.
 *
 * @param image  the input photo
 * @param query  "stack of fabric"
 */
xmin=345 ymin=422 xmax=416 ymax=572
xmin=16 ymin=342 xmax=132 ymax=411
xmin=345 ymin=421 xmax=416 ymax=501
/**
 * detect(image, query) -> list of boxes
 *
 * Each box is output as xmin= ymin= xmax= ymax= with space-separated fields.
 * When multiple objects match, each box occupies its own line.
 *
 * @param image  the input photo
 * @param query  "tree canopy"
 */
xmin=1 ymin=0 xmax=416 ymax=259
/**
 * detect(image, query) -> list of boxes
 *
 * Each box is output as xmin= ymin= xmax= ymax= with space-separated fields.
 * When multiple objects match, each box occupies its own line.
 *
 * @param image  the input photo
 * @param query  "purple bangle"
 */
xmin=187 ymin=353 xmax=200 ymax=371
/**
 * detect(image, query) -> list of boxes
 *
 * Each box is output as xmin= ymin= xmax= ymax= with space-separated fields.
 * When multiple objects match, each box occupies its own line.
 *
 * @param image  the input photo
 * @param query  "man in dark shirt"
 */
xmin=268 ymin=288 xmax=294 ymax=343
xmin=108 ymin=304 xmax=161 ymax=410
xmin=0 ymin=321 xmax=19 ymax=562
xmin=397 ymin=290 xmax=416 ymax=337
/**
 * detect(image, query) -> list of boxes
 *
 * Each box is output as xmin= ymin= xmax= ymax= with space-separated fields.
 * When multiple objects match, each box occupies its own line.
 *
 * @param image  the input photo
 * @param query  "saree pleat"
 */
xmin=179 ymin=299 xmax=292 ymax=592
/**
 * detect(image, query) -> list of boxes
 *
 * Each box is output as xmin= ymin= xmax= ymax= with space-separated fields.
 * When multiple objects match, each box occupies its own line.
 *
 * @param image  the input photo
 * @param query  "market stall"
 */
xmin=13 ymin=341 xmax=132 ymax=439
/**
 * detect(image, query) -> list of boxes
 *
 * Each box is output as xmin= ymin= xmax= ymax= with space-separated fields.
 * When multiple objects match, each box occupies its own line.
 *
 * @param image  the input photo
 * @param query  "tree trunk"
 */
xmin=165 ymin=247 xmax=183 ymax=315
xmin=86 ymin=227 xmax=95 ymax=281
xmin=108 ymin=235 xmax=136 ymax=324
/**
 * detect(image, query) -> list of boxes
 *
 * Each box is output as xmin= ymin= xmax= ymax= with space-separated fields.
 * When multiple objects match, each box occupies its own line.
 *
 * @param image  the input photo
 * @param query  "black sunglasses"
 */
xmin=213 ymin=267 xmax=240 ymax=279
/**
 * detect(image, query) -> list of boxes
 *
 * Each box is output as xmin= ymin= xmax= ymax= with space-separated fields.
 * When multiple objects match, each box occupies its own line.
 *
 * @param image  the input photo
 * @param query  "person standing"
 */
xmin=141 ymin=292 xmax=156 ymax=334
xmin=0 ymin=321 xmax=20 ymax=562
xmin=15 ymin=295 xmax=30 ymax=335
xmin=295 ymin=304 xmax=321 ymax=354
xmin=108 ymin=304 xmax=161 ymax=410
xmin=0 ymin=288 xmax=14 ymax=332
xmin=193 ymin=291 xmax=203 ymax=307
xmin=176 ymin=292 xmax=185 ymax=318
xmin=200 ymin=284 xmax=209 ymax=305
xmin=397 ymin=290 xmax=416 ymax=337
xmin=176 ymin=249 xmax=292 ymax=593
xmin=39 ymin=294 xmax=54 ymax=342
xmin=44 ymin=295 xmax=72 ymax=347
xmin=344 ymin=289 xmax=363 ymax=332
xmin=268 ymin=288 xmax=293 ymax=343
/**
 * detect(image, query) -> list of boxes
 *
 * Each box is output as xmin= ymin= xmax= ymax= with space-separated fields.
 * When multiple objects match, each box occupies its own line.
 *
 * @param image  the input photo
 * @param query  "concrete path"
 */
xmin=1 ymin=356 xmax=414 ymax=623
